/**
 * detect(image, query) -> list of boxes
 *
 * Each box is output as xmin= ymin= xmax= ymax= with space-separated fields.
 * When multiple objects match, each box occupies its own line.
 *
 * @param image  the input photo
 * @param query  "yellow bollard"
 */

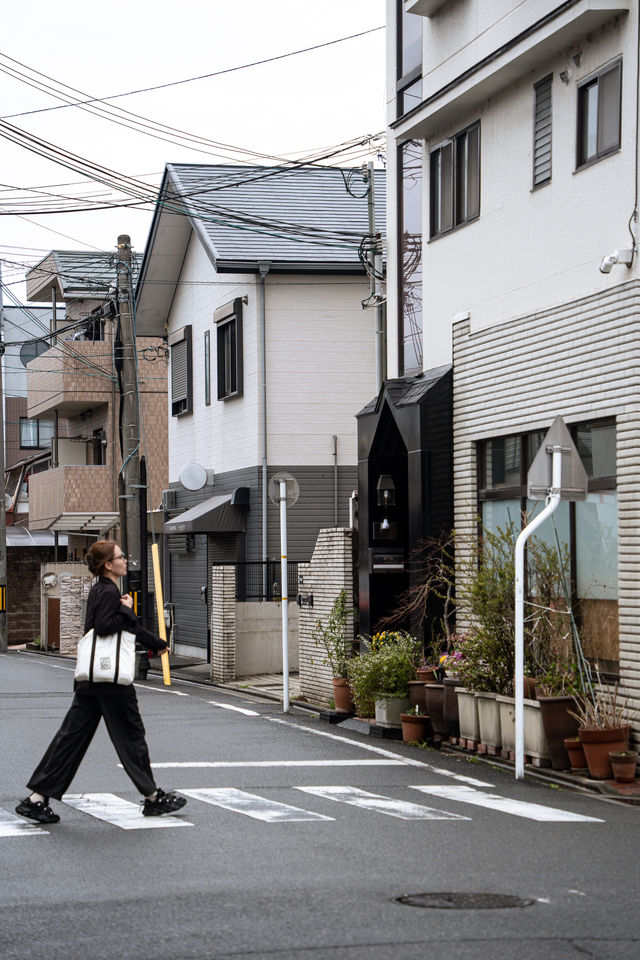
xmin=151 ymin=541 xmax=171 ymax=686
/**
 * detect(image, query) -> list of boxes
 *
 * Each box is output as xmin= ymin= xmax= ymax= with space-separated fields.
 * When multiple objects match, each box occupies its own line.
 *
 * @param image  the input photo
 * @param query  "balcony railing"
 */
xmin=26 ymin=341 xmax=115 ymax=419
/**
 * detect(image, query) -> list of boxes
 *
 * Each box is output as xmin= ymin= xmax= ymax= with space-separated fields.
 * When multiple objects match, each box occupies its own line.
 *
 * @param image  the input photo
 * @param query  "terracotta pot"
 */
xmin=425 ymin=683 xmax=447 ymax=742
xmin=578 ymin=727 xmax=628 ymax=779
xmin=400 ymin=713 xmax=432 ymax=743
xmin=331 ymin=677 xmax=354 ymax=714
xmin=417 ymin=668 xmax=436 ymax=683
xmin=538 ymin=696 xmax=580 ymax=770
xmin=408 ymin=680 xmax=428 ymax=713
xmin=563 ymin=737 xmax=587 ymax=772
xmin=442 ymin=677 xmax=460 ymax=738
xmin=609 ymin=750 xmax=638 ymax=783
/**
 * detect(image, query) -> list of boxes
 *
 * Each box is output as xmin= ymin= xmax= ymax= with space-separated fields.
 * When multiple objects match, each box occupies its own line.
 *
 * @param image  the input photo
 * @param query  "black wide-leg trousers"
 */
xmin=27 ymin=687 xmax=157 ymax=800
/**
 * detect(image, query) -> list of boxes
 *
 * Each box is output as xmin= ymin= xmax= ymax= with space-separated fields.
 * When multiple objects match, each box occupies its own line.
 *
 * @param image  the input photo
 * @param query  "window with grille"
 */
xmin=577 ymin=59 xmax=621 ymax=168
xmin=169 ymin=325 xmax=192 ymax=417
xmin=533 ymin=75 xmax=552 ymax=188
xmin=215 ymin=298 xmax=243 ymax=401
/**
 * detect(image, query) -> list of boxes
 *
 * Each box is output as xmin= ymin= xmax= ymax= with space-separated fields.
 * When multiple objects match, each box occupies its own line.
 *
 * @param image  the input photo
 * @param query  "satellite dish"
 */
xmin=268 ymin=472 xmax=299 ymax=507
xmin=20 ymin=340 xmax=50 ymax=368
xmin=179 ymin=462 xmax=208 ymax=491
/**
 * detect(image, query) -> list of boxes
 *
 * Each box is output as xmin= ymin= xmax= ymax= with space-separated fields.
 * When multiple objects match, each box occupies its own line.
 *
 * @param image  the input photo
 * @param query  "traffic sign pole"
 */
xmin=279 ymin=480 xmax=289 ymax=713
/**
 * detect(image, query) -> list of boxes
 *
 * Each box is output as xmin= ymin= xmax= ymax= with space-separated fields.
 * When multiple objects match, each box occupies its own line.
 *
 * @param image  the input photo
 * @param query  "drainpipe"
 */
xmin=333 ymin=435 xmax=338 ymax=526
xmin=258 ymin=263 xmax=270 ymax=587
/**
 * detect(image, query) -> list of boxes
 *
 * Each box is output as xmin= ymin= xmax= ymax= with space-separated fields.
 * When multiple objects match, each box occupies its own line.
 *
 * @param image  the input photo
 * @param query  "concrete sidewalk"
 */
xmin=148 ymin=654 xmax=302 ymax=702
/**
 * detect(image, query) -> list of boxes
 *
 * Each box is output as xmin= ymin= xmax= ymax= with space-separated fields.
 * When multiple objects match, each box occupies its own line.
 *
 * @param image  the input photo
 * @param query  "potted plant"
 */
xmin=347 ymin=631 xmax=420 ymax=722
xmin=312 ymin=590 xmax=355 ymax=714
xmin=608 ymin=750 xmax=638 ymax=783
xmin=535 ymin=660 xmax=583 ymax=771
xmin=400 ymin=704 xmax=431 ymax=743
xmin=570 ymin=683 xmax=630 ymax=780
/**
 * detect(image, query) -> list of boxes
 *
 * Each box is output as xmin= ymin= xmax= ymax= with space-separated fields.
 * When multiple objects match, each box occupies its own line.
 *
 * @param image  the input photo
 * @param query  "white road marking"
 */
xmin=148 ymin=759 xmax=406 ymax=769
xmin=180 ymin=787 xmax=334 ymax=822
xmin=207 ymin=701 xmax=260 ymax=716
xmin=296 ymin=786 xmax=470 ymax=821
xmin=0 ymin=808 xmax=50 ymax=837
xmin=134 ymin=684 xmax=189 ymax=696
xmin=62 ymin=792 xmax=192 ymax=829
xmin=410 ymin=785 xmax=604 ymax=822
xmin=267 ymin=717 xmax=492 ymax=784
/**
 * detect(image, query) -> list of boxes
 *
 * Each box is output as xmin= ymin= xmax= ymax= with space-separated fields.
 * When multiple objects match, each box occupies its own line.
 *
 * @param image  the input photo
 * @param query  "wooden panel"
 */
xmin=47 ymin=598 xmax=60 ymax=650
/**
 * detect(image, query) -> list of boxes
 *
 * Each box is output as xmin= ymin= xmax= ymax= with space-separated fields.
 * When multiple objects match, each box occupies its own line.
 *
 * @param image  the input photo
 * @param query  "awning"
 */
xmin=44 ymin=512 xmax=120 ymax=534
xmin=6 ymin=527 xmax=68 ymax=547
xmin=163 ymin=492 xmax=248 ymax=535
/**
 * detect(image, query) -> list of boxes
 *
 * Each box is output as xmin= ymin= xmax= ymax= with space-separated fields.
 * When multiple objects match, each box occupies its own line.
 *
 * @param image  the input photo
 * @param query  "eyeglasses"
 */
xmin=111 ymin=553 xmax=128 ymax=561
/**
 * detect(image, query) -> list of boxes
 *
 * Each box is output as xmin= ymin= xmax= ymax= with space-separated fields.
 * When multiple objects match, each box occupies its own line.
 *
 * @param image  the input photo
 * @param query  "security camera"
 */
xmin=599 ymin=247 xmax=634 ymax=274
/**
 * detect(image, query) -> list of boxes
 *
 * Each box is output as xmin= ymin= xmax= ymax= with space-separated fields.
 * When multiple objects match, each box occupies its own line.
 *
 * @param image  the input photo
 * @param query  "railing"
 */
xmin=215 ymin=561 xmax=303 ymax=602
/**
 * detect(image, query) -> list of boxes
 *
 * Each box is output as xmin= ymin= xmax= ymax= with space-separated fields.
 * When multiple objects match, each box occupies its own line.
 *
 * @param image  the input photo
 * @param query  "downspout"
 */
xmin=258 ymin=263 xmax=270 ymax=579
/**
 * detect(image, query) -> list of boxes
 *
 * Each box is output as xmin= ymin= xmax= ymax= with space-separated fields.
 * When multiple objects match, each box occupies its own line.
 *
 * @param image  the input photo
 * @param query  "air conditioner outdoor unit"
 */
xmin=162 ymin=488 xmax=177 ymax=510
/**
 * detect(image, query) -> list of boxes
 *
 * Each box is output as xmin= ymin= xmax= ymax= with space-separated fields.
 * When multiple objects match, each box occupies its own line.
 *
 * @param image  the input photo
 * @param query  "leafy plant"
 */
xmin=569 ymin=685 xmax=629 ymax=730
xmin=347 ymin=633 xmax=421 ymax=717
xmin=312 ymin=590 xmax=353 ymax=679
xmin=404 ymin=703 xmax=427 ymax=717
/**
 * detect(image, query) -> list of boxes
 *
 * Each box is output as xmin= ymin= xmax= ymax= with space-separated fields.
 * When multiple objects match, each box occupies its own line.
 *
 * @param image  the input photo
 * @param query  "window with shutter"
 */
xmin=533 ymin=75 xmax=552 ymax=188
xmin=169 ymin=325 xmax=192 ymax=417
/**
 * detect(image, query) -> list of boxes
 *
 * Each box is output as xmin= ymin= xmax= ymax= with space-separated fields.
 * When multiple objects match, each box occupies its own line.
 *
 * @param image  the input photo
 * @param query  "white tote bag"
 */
xmin=74 ymin=629 xmax=136 ymax=685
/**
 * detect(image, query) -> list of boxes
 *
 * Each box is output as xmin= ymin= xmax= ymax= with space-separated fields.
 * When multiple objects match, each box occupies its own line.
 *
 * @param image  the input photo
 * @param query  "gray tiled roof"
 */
xmin=357 ymin=365 xmax=452 ymax=417
xmin=29 ymin=251 xmax=142 ymax=296
xmin=164 ymin=163 xmax=386 ymax=269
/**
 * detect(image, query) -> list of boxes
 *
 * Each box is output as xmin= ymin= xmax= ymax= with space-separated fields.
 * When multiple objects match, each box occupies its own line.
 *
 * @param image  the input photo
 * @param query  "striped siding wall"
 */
xmin=452 ymin=280 xmax=640 ymax=737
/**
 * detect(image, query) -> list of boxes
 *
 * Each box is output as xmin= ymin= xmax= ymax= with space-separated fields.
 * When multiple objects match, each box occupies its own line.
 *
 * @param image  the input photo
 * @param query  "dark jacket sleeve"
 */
xmin=84 ymin=579 xmax=167 ymax=654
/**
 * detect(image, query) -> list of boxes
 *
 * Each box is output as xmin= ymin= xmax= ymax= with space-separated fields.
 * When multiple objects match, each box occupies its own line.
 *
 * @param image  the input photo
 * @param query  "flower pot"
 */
xmin=417 ymin=668 xmax=436 ymax=683
xmin=523 ymin=698 xmax=550 ymax=763
xmin=475 ymin=691 xmax=501 ymax=752
xmin=425 ymin=683 xmax=447 ymax=742
xmin=400 ymin=713 xmax=432 ymax=743
xmin=331 ymin=677 xmax=354 ymax=714
xmin=442 ymin=677 xmax=460 ymax=738
xmin=408 ymin=680 xmax=428 ymax=713
xmin=455 ymin=687 xmax=479 ymax=746
xmin=496 ymin=695 xmax=516 ymax=754
xmin=609 ymin=750 xmax=638 ymax=783
xmin=564 ymin=737 xmax=587 ymax=773
xmin=578 ymin=727 xmax=628 ymax=780
xmin=374 ymin=694 xmax=410 ymax=729
xmin=537 ymin=696 xmax=580 ymax=770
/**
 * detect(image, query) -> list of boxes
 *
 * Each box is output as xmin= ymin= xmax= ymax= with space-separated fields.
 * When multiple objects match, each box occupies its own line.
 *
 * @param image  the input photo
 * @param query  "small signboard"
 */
xmin=268 ymin=472 xmax=299 ymax=507
xmin=527 ymin=416 xmax=588 ymax=501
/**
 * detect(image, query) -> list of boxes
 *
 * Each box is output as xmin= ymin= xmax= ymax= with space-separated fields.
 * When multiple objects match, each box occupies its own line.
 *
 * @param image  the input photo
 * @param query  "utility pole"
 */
xmin=366 ymin=162 xmax=386 ymax=393
xmin=0 ymin=264 xmax=7 ymax=652
xmin=116 ymin=235 xmax=143 ymax=616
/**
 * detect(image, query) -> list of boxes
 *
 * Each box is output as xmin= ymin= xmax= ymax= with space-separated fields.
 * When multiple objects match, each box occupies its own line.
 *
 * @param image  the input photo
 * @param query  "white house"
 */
xmin=135 ymin=163 xmax=385 ymax=658
xmin=381 ymin=0 xmax=639 ymax=730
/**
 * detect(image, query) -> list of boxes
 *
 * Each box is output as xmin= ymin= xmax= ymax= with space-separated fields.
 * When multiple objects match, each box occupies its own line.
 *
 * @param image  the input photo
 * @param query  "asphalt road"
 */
xmin=1 ymin=650 xmax=638 ymax=960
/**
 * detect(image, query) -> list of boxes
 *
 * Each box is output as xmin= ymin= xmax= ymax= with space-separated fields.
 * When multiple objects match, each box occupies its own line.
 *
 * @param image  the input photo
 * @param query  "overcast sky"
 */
xmin=0 ymin=0 xmax=386 ymax=301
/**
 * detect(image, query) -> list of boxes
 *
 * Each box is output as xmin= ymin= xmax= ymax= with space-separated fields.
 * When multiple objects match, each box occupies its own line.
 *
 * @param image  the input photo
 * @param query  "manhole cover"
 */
xmin=396 ymin=893 xmax=535 ymax=910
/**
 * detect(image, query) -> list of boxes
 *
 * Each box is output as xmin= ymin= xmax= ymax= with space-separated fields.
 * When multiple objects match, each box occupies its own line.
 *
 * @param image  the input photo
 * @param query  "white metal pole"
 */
xmin=514 ymin=446 xmax=562 ymax=779
xmin=280 ymin=479 xmax=289 ymax=713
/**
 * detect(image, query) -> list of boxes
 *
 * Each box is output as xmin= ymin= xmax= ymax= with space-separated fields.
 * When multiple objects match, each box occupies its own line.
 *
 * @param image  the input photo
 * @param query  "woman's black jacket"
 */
xmin=76 ymin=576 xmax=166 ymax=695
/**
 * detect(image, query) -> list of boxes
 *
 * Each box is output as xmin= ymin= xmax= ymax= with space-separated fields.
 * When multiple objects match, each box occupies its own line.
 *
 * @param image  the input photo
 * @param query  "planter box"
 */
xmin=475 ymin=691 xmax=501 ymax=753
xmin=374 ymin=695 xmax=410 ymax=729
xmin=497 ymin=695 xmax=516 ymax=755
xmin=455 ymin=687 xmax=479 ymax=747
xmin=523 ymin=698 xmax=551 ymax=763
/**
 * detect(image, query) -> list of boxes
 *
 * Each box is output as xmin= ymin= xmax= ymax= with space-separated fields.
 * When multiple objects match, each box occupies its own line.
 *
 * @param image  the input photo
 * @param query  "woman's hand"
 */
xmin=120 ymin=593 xmax=134 ymax=609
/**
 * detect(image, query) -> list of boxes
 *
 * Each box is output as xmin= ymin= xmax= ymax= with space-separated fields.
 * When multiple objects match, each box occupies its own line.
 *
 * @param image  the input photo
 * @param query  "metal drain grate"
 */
xmin=396 ymin=893 xmax=535 ymax=910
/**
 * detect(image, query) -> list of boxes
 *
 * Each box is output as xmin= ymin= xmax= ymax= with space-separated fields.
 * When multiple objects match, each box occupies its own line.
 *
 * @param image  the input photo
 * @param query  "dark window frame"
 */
xmin=215 ymin=297 xmax=244 ymax=401
xmin=533 ymin=74 xmax=553 ymax=189
xmin=576 ymin=58 xmax=622 ymax=170
xmin=429 ymin=121 xmax=481 ymax=240
xmin=168 ymin=324 xmax=193 ymax=417
xmin=396 ymin=0 xmax=423 ymax=119
xmin=204 ymin=329 xmax=211 ymax=406
xmin=19 ymin=417 xmax=54 ymax=450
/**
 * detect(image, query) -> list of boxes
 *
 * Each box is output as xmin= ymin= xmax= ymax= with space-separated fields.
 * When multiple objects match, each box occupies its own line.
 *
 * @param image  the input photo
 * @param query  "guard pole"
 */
xmin=514 ymin=446 xmax=562 ymax=779
xmin=280 ymin=479 xmax=289 ymax=712
xmin=151 ymin=541 xmax=171 ymax=685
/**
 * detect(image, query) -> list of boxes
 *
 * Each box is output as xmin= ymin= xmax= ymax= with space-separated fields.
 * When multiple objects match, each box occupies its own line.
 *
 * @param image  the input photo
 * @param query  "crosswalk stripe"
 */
xmin=206 ymin=701 xmax=260 ymax=716
xmin=0 ymin=808 xmax=50 ymax=837
xmin=179 ymin=787 xmax=334 ymax=822
xmin=296 ymin=786 xmax=470 ymax=821
xmin=409 ymin=785 xmax=604 ymax=822
xmin=150 ymin=759 xmax=406 ymax=769
xmin=62 ymin=793 xmax=193 ymax=830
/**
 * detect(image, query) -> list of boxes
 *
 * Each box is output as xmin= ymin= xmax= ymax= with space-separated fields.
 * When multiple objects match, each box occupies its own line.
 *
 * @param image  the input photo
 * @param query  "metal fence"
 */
xmin=225 ymin=561 xmax=302 ymax=602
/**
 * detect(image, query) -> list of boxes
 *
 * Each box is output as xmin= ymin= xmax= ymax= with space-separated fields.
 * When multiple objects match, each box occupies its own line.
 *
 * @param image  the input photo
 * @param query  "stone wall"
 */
xmin=298 ymin=527 xmax=355 ymax=706
xmin=210 ymin=565 xmax=236 ymax=682
xmin=59 ymin=574 xmax=92 ymax=657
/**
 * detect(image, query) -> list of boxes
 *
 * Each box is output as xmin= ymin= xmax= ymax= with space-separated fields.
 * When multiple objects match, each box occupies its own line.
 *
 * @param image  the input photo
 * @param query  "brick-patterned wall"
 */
xmin=210 ymin=566 xmax=236 ymax=681
xmin=6 ymin=547 xmax=56 ymax=645
xmin=298 ymin=528 xmax=355 ymax=706
xmin=59 ymin=574 xmax=92 ymax=656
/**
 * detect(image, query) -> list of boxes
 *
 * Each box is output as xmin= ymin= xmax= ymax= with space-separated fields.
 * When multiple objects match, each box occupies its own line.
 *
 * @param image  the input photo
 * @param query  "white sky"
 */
xmin=0 ymin=0 xmax=386 ymax=300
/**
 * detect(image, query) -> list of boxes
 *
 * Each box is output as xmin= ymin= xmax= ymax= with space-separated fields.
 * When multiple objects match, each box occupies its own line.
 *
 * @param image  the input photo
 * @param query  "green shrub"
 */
xmin=347 ymin=634 xmax=421 ymax=717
